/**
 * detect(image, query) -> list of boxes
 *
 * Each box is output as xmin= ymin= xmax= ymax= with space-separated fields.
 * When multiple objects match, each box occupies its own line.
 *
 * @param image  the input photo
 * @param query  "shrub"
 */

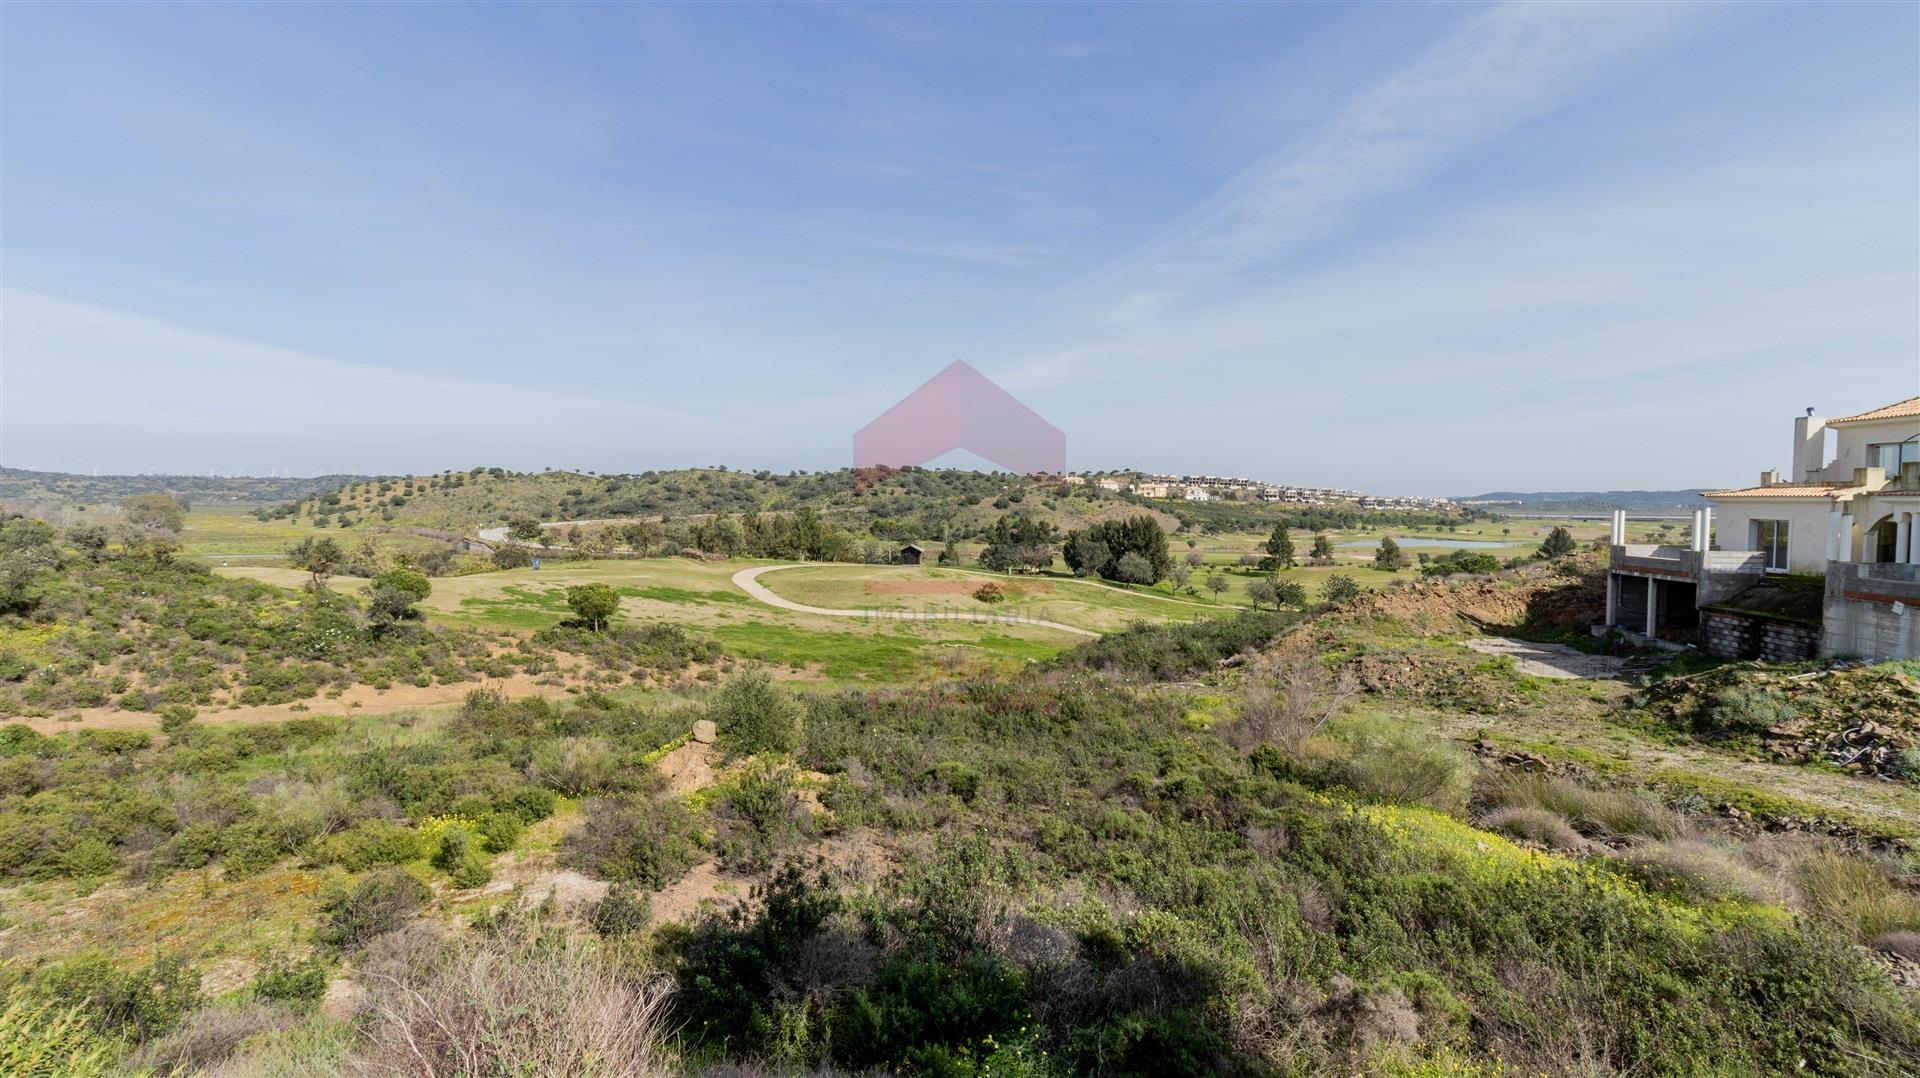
xmin=1872 ymin=930 xmax=1920 ymax=963
xmin=1482 ymin=772 xmax=1681 ymax=840
xmin=315 ymin=868 xmax=430 ymax=952
xmin=973 ymin=582 xmax=1006 ymax=604
xmin=476 ymin=811 xmax=525 ymax=854
xmin=589 ymin=885 xmax=653 ymax=938
xmin=39 ymin=950 xmax=201 ymax=1043
xmin=1792 ymin=850 xmax=1920 ymax=941
xmin=715 ymin=762 xmax=806 ymax=873
xmin=563 ymin=796 xmax=701 ymax=888
xmin=429 ymin=826 xmax=492 ymax=889
xmin=1331 ymin=722 xmax=1475 ymax=815
xmin=1616 ymin=840 xmax=1779 ymax=904
xmin=1322 ymin=574 xmax=1361 ymax=604
xmin=315 ymin=818 xmax=421 ymax=871
xmin=0 ymin=984 xmax=120 ymax=1077
xmin=350 ymin=925 xmax=673 ymax=1076
xmin=527 ymin=736 xmax=622 ymax=795
xmin=1052 ymin=611 xmax=1297 ymax=680
xmin=253 ymin=957 xmax=330 ymax=1011
xmin=133 ymin=1002 xmax=292 ymax=1075
xmin=1698 ymin=686 xmax=1800 ymax=738
xmin=1480 ymin=806 xmax=1586 ymax=851
xmin=710 ymin=670 xmax=802 ymax=755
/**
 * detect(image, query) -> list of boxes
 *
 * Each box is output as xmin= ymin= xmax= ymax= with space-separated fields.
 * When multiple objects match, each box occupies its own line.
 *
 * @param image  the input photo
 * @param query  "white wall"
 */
xmin=1815 ymin=417 xmax=1920 ymax=480
xmin=1710 ymin=498 xmax=1840 ymax=574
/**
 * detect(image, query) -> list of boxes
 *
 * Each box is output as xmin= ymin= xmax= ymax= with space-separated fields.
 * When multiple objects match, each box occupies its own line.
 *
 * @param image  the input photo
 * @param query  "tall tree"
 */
xmin=1372 ymin=536 xmax=1409 ymax=572
xmin=1539 ymin=526 xmax=1577 ymax=560
xmin=1262 ymin=525 xmax=1295 ymax=571
xmin=288 ymin=536 xmax=347 ymax=586
xmin=122 ymin=494 xmax=185 ymax=535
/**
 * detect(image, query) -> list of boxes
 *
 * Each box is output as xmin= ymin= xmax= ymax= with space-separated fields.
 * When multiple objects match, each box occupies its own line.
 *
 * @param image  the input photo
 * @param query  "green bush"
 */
xmin=252 ymin=957 xmax=329 ymax=1011
xmin=315 ymin=818 xmax=421 ymax=871
xmin=563 ymin=796 xmax=701 ymax=888
xmin=315 ymin=868 xmax=430 ymax=952
xmin=1698 ymin=686 xmax=1800 ymax=738
xmin=589 ymin=885 xmax=653 ymax=938
xmin=711 ymin=670 xmax=802 ymax=755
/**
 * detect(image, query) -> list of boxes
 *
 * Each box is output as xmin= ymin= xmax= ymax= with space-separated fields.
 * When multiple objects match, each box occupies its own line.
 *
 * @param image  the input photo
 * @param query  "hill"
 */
xmin=1458 ymin=488 xmax=1711 ymax=514
xmin=263 ymin=465 xmax=1478 ymax=542
xmin=0 ymin=466 xmax=363 ymax=507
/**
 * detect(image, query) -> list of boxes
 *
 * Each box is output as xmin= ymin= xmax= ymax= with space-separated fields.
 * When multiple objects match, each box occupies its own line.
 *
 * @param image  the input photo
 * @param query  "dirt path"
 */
xmin=732 ymin=565 xmax=1101 ymax=638
xmin=1460 ymin=637 xmax=1628 ymax=680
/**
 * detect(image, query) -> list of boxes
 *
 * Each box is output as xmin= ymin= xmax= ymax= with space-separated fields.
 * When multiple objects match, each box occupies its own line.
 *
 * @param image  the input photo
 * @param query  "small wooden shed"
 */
xmin=898 ymin=543 xmax=925 ymax=566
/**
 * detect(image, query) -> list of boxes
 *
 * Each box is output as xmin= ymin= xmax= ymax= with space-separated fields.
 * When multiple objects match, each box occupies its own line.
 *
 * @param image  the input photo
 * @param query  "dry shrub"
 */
xmin=348 ymin=924 xmax=674 ymax=1077
xmin=1872 ymin=930 xmax=1920 ymax=963
xmin=1791 ymin=850 xmax=1920 ymax=941
xmin=1308 ymin=721 xmax=1474 ymax=816
xmin=133 ymin=1001 xmax=293 ymax=1075
xmin=1225 ymin=652 xmax=1355 ymax=755
xmin=1616 ymin=839 xmax=1780 ymax=904
xmin=1482 ymin=772 xmax=1680 ymax=841
xmin=1481 ymin=806 xmax=1587 ymax=852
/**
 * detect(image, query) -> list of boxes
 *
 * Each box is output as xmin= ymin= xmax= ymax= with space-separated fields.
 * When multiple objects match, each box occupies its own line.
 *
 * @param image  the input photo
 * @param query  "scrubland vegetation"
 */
xmin=1 ymin=477 xmax=1916 ymax=1075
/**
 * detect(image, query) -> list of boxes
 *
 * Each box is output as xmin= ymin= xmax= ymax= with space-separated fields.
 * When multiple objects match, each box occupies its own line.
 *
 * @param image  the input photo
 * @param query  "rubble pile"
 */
xmin=1641 ymin=664 xmax=1920 ymax=781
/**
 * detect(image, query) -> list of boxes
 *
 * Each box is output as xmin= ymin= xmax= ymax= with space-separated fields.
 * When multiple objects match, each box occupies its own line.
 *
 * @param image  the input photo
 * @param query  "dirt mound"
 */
xmin=1336 ymin=559 xmax=1604 ymax=635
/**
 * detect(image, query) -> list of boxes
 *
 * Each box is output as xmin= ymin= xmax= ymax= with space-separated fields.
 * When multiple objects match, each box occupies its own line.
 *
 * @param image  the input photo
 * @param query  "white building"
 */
xmin=1607 ymin=396 xmax=1920 ymax=660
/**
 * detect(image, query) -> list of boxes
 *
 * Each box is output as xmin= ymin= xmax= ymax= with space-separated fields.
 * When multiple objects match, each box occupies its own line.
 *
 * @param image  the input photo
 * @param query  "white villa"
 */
xmin=1606 ymin=396 xmax=1920 ymax=661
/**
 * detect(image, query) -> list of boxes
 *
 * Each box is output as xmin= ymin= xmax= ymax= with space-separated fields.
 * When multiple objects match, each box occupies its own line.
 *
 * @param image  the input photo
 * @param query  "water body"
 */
xmin=1336 ymin=537 xmax=1515 ymax=550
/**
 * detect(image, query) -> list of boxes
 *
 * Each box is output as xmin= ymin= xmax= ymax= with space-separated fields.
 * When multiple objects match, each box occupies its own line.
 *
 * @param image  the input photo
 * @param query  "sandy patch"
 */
xmin=650 ymin=859 xmax=751 ymax=924
xmin=656 ymin=739 xmax=722 ymax=796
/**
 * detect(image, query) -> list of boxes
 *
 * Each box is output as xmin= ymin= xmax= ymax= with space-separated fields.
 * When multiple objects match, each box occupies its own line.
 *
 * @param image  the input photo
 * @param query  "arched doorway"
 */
xmin=1868 ymin=514 xmax=1898 ymax=563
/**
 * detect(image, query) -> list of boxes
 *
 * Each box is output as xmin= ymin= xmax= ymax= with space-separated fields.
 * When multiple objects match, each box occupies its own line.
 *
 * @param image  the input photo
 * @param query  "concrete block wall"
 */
xmin=1703 ymin=610 xmax=1820 ymax=662
xmin=1822 ymin=562 xmax=1920 ymax=661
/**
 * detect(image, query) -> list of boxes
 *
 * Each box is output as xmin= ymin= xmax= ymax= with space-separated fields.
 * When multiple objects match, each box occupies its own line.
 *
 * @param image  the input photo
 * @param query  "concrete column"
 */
xmin=1835 ymin=514 xmax=1852 ymax=563
xmin=1909 ymin=512 xmax=1920 ymax=566
xmin=1899 ymin=513 xmax=1912 ymax=566
xmin=1689 ymin=510 xmax=1701 ymax=552
xmin=1605 ymin=574 xmax=1618 ymax=627
xmin=1702 ymin=507 xmax=1713 ymax=551
xmin=1827 ymin=511 xmax=1844 ymax=563
xmin=1645 ymin=577 xmax=1658 ymax=638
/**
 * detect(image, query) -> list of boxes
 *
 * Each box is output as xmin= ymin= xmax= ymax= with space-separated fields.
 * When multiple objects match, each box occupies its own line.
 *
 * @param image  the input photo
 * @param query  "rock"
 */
xmin=691 ymin=719 xmax=717 ymax=744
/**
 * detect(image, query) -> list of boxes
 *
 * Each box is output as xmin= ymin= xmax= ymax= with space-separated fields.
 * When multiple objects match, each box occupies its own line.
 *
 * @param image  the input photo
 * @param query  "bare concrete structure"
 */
xmin=1606 ymin=396 xmax=1920 ymax=661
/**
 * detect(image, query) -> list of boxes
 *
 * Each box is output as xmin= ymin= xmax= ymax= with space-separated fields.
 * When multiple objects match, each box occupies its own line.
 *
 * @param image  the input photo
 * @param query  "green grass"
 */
xmin=710 ymin=620 xmax=1057 ymax=680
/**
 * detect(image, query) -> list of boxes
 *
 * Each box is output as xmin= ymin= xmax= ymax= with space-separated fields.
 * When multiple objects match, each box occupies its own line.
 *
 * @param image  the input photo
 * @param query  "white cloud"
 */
xmin=0 ymin=290 xmax=730 ymax=475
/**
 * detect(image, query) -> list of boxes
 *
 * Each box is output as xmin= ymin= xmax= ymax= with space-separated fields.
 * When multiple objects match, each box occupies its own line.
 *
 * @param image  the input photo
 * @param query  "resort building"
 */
xmin=1606 ymin=396 xmax=1920 ymax=661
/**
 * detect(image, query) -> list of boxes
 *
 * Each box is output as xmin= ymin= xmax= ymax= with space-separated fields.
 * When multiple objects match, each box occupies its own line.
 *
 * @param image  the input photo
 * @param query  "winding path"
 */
xmin=731 ymin=565 xmax=1102 ymax=638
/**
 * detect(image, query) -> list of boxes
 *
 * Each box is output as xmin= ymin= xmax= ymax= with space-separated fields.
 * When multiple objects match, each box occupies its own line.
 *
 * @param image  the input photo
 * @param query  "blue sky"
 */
xmin=2 ymin=1 xmax=1915 ymax=493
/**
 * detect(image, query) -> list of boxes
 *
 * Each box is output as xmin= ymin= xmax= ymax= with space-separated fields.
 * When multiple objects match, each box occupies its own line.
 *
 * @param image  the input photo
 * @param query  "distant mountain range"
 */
xmin=0 ymin=467 xmax=367 ymax=506
xmin=1456 ymin=489 xmax=1711 ymax=514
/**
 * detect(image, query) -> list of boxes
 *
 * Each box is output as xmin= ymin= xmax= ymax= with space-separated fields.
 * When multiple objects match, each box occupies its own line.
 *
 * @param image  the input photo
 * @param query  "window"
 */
xmin=1870 ymin=441 xmax=1920 ymax=473
xmin=1751 ymin=519 xmax=1788 ymax=572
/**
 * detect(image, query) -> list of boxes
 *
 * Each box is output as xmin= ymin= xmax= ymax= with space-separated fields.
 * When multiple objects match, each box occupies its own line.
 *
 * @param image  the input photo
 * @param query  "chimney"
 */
xmin=1760 ymin=468 xmax=1780 ymax=487
xmin=1793 ymin=407 xmax=1827 ymax=482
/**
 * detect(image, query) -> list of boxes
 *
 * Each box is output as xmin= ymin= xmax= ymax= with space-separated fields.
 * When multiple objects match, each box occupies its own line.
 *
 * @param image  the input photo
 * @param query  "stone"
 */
xmin=691 ymin=719 xmax=717 ymax=745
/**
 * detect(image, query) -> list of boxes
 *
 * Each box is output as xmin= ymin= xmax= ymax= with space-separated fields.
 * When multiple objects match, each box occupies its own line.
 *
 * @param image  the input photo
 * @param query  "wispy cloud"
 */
xmin=1092 ymin=2 xmax=1719 ymax=292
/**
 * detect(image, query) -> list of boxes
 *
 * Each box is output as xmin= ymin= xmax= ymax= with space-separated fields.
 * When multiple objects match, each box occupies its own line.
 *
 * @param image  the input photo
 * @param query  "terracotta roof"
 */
xmin=1703 ymin=482 xmax=1856 ymax=499
xmin=1828 ymin=396 xmax=1920 ymax=425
